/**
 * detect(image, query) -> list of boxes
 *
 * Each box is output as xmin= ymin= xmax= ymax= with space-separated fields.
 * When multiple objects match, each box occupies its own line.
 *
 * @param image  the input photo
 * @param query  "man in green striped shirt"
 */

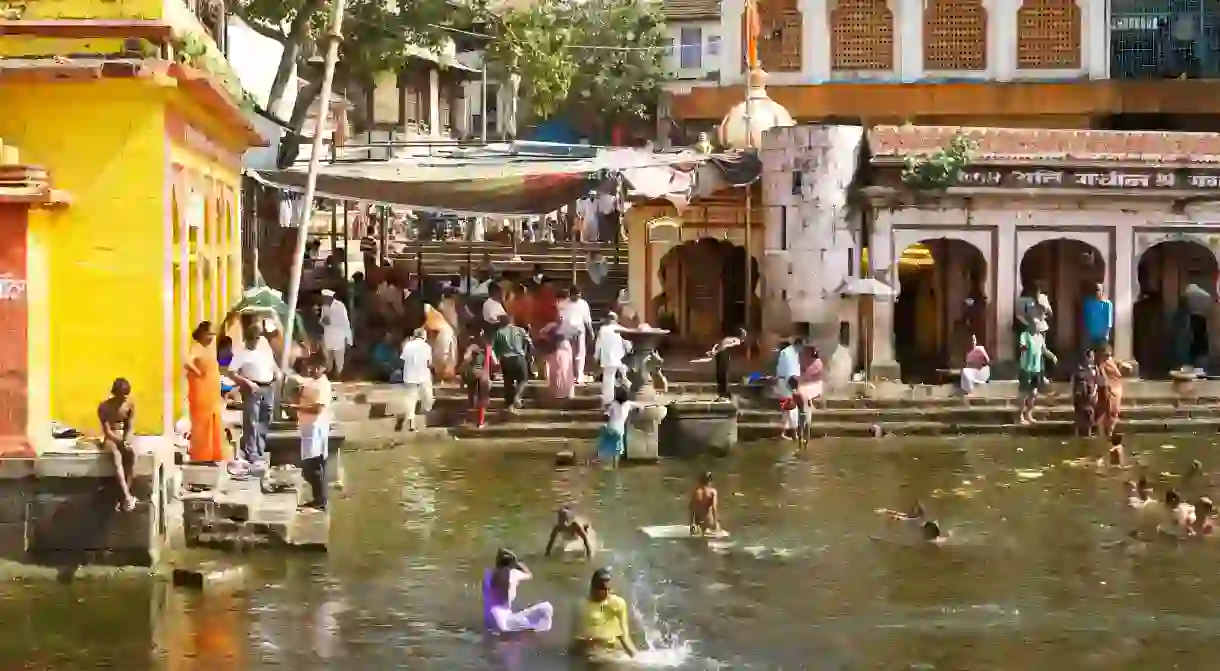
xmin=493 ymin=315 xmax=533 ymax=411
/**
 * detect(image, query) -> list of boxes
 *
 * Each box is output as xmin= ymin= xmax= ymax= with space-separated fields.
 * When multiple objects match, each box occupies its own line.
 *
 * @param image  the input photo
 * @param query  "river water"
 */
xmin=6 ymin=434 xmax=1220 ymax=670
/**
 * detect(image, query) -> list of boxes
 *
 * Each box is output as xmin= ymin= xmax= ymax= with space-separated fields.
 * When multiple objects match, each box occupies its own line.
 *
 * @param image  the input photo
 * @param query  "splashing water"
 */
xmin=620 ymin=557 xmax=695 ymax=668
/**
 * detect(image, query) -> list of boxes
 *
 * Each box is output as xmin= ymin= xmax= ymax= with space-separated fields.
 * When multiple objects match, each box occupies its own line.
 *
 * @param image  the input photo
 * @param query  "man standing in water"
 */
xmin=1017 ymin=320 xmax=1056 ymax=425
xmin=570 ymin=568 xmax=637 ymax=660
xmin=689 ymin=472 xmax=722 ymax=535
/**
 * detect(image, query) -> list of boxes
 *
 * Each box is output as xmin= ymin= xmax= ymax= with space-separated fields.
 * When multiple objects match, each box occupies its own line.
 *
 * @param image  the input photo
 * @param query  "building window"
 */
xmin=707 ymin=34 xmax=722 ymax=56
xmin=680 ymin=27 xmax=703 ymax=69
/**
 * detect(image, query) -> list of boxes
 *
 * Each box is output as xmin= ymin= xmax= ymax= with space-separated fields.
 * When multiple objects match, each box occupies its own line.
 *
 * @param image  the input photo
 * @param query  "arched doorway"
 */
xmin=1135 ymin=239 xmax=1220 ymax=377
xmin=657 ymin=238 xmax=760 ymax=350
xmin=893 ymin=239 xmax=988 ymax=381
xmin=1019 ymin=239 xmax=1106 ymax=368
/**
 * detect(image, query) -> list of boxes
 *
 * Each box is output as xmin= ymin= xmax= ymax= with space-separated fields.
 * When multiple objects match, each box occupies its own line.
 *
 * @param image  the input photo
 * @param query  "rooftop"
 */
xmin=869 ymin=125 xmax=1220 ymax=165
xmin=662 ymin=0 xmax=721 ymax=21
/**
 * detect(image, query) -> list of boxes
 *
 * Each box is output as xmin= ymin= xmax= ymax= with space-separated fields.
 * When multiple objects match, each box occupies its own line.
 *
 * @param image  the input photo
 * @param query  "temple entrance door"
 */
xmin=1135 ymin=240 xmax=1220 ymax=377
xmin=893 ymin=239 xmax=988 ymax=382
xmin=1019 ymin=239 xmax=1106 ymax=374
xmin=657 ymin=238 xmax=759 ymax=350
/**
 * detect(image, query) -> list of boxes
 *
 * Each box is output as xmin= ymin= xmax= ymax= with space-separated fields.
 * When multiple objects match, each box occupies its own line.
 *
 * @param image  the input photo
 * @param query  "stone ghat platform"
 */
xmin=323 ymin=379 xmax=1220 ymax=443
xmin=180 ymin=464 xmax=327 ymax=552
xmin=0 ymin=439 xmax=179 ymax=568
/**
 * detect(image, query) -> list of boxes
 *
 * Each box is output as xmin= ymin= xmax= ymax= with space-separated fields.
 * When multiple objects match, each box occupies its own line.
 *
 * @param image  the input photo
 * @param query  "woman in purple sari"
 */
xmin=483 ymin=549 xmax=553 ymax=634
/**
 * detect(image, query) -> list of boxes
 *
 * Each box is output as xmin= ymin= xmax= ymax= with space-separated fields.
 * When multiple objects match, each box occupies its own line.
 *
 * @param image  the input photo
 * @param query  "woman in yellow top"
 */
xmin=570 ymin=568 xmax=637 ymax=660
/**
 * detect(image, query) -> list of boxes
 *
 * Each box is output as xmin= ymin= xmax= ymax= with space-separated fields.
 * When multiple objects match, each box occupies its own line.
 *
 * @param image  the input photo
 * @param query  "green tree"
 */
xmin=483 ymin=0 xmax=666 ymax=140
xmin=230 ymin=0 xmax=464 ymax=165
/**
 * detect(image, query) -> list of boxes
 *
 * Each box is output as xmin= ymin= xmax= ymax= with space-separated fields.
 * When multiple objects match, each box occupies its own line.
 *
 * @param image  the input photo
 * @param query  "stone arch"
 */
xmin=658 ymin=237 xmax=761 ymax=349
xmin=923 ymin=0 xmax=988 ymax=71
xmin=743 ymin=0 xmax=802 ymax=73
xmin=830 ymin=0 xmax=895 ymax=71
xmin=1016 ymin=0 xmax=1081 ymax=69
xmin=1134 ymin=238 xmax=1220 ymax=376
xmin=893 ymin=238 xmax=990 ymax=381
xmin=1018 ymin=237 xmax=1107 ymax=365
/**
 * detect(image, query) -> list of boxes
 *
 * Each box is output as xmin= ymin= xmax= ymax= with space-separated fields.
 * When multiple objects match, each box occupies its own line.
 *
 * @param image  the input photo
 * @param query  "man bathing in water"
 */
xmin=545 ymin=506 xmax=597 ymax=558
xmin=689 ymin=472 xmax=721 ymax=536
xmin=878 ymin=502 xmax=945 ymax=544
xmin=99 ymin=378 xmax=138 ymax=512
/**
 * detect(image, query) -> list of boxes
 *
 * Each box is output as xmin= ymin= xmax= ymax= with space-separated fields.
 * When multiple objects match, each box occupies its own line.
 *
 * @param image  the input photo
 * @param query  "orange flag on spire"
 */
xmin=744 ymin=0 xmax=760 ymax=69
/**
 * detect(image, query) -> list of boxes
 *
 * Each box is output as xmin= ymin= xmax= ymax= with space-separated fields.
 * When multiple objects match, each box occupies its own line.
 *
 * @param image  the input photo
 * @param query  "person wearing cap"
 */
xmin=320 ymin=289 xmax=353 ymax=378
xmin=1017 ymin=318 xmax=1056 ymax=425
xmin=227 ymin=322 xmax=279 ymax=465
xmin=400 ymin=328 xmax=434 ymax=431
xmin=570 ymin=568 xmax=636 ymax=659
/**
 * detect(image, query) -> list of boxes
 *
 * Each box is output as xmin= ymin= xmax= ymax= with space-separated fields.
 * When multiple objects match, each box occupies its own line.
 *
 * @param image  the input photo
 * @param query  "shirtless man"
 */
xmin=1187 ymin=496 xmax=1215 ymax=537
xmin=688 ymin=472 xmax=721 ymax=536
xmin=1159 ymin=489 xmax=1196 ymax=537
xmin=545 ymin=506 xmax=597 ymax=558
xmin=98 ymin=377 xmax=137 ymax=512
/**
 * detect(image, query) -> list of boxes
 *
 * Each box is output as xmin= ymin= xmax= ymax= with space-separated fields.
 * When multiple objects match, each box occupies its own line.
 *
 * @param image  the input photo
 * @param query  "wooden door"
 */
xmin=0 ymin=204 xmax=28 ymax=455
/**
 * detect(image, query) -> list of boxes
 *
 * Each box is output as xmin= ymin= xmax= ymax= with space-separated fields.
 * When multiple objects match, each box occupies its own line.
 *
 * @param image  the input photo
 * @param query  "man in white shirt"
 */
xmin=562 ymin=286 xmax=595 ymax=383
xmin=482 ymin=283 xmax=508 ymax=330
xmin=320 ymin=289 xmax=353 ymax=378
xmin=400 ymin=328 xmax=434 ymax=431
xmin=595 ymin=313 xmax=629 ymax=406
xmin=227 ymin=323 xmax=280 ymax=464
xmin=285 ymin=355 xmax=332 ymax=510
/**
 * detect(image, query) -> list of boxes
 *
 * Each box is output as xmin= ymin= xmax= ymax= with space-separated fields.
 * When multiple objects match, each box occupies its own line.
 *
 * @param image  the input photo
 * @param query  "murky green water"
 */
xmin=7 ymin=435 xmax=1220 ymax=670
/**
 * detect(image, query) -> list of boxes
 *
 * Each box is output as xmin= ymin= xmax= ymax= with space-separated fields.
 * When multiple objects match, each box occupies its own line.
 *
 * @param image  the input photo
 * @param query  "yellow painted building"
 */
xmin=0 ymin=0 xmax=264 ymax=447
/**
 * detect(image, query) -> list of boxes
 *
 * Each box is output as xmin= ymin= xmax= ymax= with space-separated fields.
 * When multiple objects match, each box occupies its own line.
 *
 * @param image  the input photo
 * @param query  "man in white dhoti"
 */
xmin=320 ymin=289 xmax=353 ymax=378
xmin=596 ymin=313 xmax=629 ymax=406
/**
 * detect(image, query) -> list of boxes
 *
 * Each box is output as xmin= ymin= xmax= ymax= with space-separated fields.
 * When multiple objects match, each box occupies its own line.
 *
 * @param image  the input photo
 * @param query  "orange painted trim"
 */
xmin=166 ymin=110 xmax=244 ymax=170
xmin=167 ymin=63 xmax=267 ymax=148
xmin=0 ymin=19 xmax=174 ymax=41
xmin=669 ymin=79 xmax=1220 ymax=121
xmin=0 ymin=165 xmax=70 ymax=207
xmin=0 ymin=57 xmax=157 ymax=84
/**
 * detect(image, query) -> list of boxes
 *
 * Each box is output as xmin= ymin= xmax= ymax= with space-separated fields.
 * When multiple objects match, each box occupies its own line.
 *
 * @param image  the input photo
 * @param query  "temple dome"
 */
xmin=717 ymin=67 xmax=795 ymax=150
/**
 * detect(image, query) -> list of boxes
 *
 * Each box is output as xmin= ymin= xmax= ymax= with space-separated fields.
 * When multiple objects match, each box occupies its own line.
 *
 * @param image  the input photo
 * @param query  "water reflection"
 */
xmin=7 ymin=436 xmax=1220 ymax=668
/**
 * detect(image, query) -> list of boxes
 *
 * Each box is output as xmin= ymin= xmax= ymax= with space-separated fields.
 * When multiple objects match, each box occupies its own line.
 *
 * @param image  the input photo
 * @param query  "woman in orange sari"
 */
xmin=185 ymin=320 xmax=225 ymax=463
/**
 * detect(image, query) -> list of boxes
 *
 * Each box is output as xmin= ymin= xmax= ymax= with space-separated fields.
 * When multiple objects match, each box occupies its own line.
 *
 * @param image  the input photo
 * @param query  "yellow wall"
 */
xmin=0 ymin=79 xmax=167 ymax=435
xmin=15 ymin=0 xmax=161 ymax=20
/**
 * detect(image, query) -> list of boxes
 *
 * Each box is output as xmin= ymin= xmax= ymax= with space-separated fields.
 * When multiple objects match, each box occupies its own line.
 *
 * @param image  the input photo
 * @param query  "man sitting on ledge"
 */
xmin=98 ymin=377 xmax=137 ymax=512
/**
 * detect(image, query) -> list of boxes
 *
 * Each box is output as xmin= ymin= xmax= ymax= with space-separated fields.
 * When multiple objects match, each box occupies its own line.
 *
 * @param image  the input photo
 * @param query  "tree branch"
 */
xmin=229 ymin=6 xmax=288 ymax=43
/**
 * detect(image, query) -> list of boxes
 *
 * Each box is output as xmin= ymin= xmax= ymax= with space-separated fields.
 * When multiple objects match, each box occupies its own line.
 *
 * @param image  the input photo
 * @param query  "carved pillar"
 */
xmin=994 ymin=215 xmax=1017 ymax=375
xmin=870 ymin=213 xmax=900 ymax=379
xmin=1113 ymin=226 xmax=1135 ymax=366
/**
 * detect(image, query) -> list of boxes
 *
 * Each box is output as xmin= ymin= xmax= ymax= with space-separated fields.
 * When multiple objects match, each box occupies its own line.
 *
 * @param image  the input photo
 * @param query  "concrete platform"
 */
xmin=0 ymin=437 xmax=179 ymax=568
xmin=181 ymin=464 xmax=328 ymax=552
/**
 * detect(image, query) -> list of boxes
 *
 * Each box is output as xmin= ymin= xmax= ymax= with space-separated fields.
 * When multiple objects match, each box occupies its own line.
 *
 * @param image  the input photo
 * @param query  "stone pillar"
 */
xmin=987 ymin=0 xmax=1018 ymax=81
xmin=656 ymin=91 xmax=673 ymax=149
xmin=1113 ymin=226 xmax=1135 ymax=365
xmin=896 ymin=0 xmax=925 ymax=82
xmin=721 ymin=0 xmax=745 ymax=84
xmin=1080 ymin=0 xmax=1109 ymax=79
xmin=428 ymin=68 xmax=441 ymax=137
xmin=870 ymin=213 xmax=901 ymax=379
xmin=800 ymin=0 xmax=831 ymax=83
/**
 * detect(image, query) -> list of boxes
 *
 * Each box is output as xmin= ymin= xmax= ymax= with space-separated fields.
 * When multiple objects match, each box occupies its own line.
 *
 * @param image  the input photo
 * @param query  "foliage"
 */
xmin=483 ymin=0 xmax=667 ymax=125
xmin=176 ymin=33 xmax=259 ymax=112
xmin=900 ymin=133 xmax=976 ymax=191
xmin=231 ymin=0 xmax=459 ymax=107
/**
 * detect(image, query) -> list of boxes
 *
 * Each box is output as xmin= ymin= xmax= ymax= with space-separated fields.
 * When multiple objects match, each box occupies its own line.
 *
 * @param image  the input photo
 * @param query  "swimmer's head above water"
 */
xmin=1137 ymin=476 xmax=1151 ymax=500
xmin=557 ymin=506 xmax=575 ymax=525
xmin=590 ymin=568 xmax=613 ymax=600
xmin=1197 ymin=496 xmax=1214 ymax=518
xmin=922 ymin=520 xmax=942 ymax=541
xmin=1166 ymin=488 xmax=1182 ymax=508
xmin=698 ymin=471 xmax=713 ymax=486
xmin=495 ymin=548 xmax=520 ymax=569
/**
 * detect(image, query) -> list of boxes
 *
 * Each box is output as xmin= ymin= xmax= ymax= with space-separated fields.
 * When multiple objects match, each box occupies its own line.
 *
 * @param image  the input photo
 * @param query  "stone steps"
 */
xmin=180 ymin=465 xmax=328 ymax=552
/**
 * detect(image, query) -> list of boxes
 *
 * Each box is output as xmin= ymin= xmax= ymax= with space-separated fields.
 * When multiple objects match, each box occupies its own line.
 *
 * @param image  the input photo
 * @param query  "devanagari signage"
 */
xmin=943 ymin=166 xmax=1220 ymax=191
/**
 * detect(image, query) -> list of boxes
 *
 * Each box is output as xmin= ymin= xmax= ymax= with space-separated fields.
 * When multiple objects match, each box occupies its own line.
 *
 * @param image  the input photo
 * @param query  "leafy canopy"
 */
xmin=483 ymin=0 xmax=667 ymax=122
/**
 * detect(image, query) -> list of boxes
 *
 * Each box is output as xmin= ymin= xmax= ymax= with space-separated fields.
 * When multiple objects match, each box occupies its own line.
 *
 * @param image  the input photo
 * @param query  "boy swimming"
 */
xmin=544 ymin=506 xmax=597 ymax=558
xmin=688 ymin=472 xmax=721 ymax=536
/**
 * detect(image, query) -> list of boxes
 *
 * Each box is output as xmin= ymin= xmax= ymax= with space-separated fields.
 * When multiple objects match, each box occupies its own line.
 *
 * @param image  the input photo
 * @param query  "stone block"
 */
xmin=0 ymin=458 xmax=35 ymax=480
xmin=172 ymin=562 xmax=248 ymax=591
xmin=659 ymin=401 xmax=739 ymax=458
xmin=0 ymin=521 xmax=28 ymax=560
xmin=250 ymin=492 xmax=299 ymax=525
xmin=289 ymin=510 xmax=329 ymax=549
xmin=215 ymin=500 xmax=251 ymax=521
xmin=181 ymin=465 xmax=223 ymax=490
xmin=248 ymin=521 xmax=290 ymax=543
xmin=27 ymin=493 xmax=155 ymax=552
xmin=0 ymin=480 xmax=28 ymax=524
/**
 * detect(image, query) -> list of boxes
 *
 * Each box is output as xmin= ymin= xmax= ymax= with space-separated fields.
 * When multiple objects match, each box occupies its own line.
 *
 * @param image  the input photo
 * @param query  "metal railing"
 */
xmin=1110 ymin=0 xmax=1220 ymax=78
